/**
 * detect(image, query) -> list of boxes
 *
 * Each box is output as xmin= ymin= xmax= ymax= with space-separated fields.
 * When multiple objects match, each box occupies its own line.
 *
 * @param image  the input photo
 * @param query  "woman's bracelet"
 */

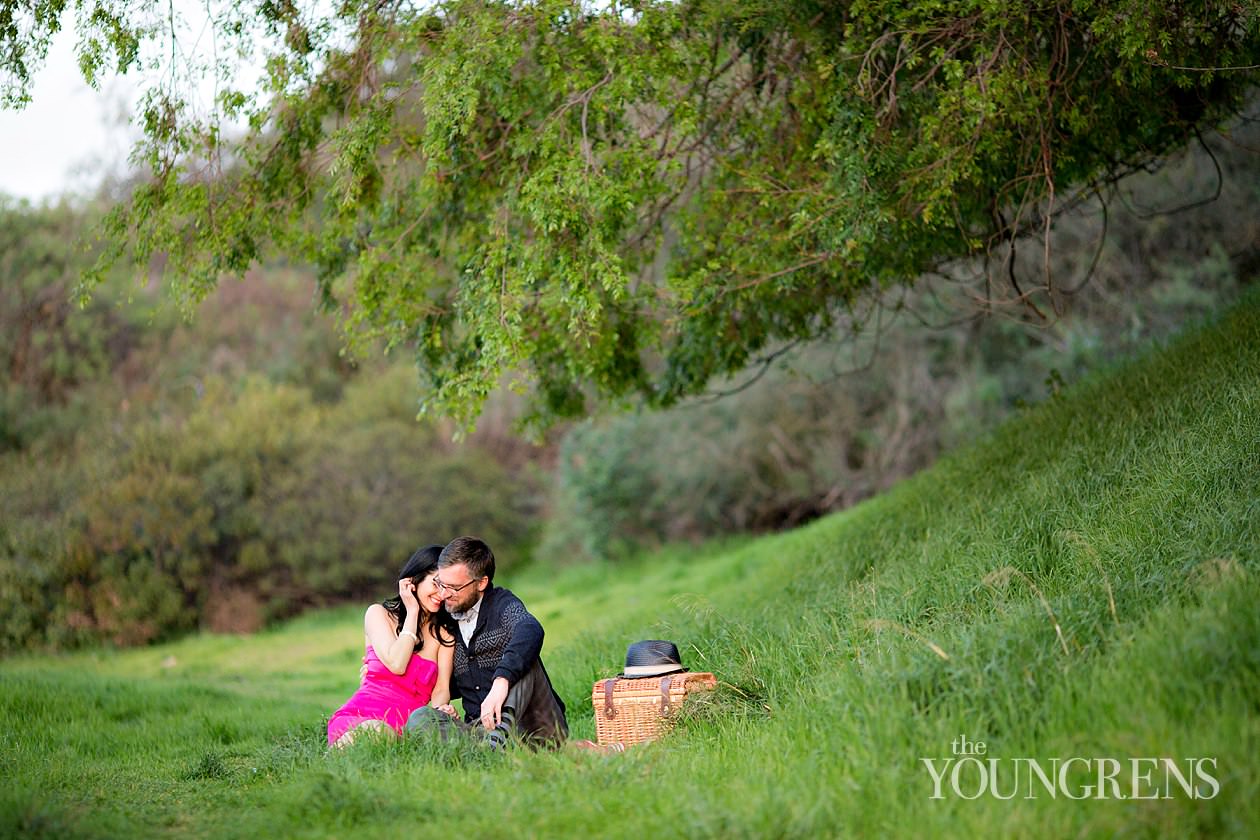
xmin=398 ymin=629 xmax=419 ymax=644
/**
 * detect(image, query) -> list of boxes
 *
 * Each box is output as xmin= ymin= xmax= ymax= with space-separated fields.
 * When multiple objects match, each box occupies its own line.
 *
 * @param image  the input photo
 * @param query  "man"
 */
xmin=409 ymin=535 xmax=567 ymax=747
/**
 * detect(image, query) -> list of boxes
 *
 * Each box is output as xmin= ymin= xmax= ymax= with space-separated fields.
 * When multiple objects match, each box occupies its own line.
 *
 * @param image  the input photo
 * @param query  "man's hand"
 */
xmin=480 ymin=677 xmax=510 ymax=731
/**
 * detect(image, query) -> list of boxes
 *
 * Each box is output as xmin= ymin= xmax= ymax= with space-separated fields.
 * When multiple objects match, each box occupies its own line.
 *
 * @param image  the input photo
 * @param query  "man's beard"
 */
xmin=447 ymin=590 xmax=479 ymax=613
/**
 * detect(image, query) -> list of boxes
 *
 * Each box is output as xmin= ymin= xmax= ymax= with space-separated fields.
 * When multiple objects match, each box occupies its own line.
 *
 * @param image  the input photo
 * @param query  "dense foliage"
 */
xmin=0 ymin=199 xmax=158 ymax=450
xmin=1 ymin=112 xmax=1255 ymax=648
xmin=0 ymin=204 xmax=542 ymax=651
xmin=542 ymin=124 xmax=1256 ymax=560
xmin=4 ymin=0 xmax=1258 ymax=428
xmin=3 ymin=3 xmax=1258 ymax=649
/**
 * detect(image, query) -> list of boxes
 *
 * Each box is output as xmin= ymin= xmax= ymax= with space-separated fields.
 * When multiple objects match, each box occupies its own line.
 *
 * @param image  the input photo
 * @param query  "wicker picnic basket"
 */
xmin=592 ymin=672 xmax=718 ymax=747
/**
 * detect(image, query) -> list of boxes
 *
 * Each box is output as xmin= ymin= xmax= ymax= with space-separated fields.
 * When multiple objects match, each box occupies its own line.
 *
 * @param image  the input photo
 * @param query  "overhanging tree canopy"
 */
xmin=5 ymin=0 xmax=1259 ymax=429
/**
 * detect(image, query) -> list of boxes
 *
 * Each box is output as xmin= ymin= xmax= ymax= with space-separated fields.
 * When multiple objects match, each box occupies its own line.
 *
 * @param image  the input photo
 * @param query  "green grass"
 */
xmin=3 ymin=292 xmax=1259 ymax=838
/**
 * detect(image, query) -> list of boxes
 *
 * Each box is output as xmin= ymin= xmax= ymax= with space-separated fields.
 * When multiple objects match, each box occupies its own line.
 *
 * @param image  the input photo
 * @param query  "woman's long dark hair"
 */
xmin=381 ymin=544 xmax=457 ymax=646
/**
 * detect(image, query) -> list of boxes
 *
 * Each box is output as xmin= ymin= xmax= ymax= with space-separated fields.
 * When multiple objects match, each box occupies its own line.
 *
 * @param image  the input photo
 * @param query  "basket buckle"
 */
xmin=602 ymin=678 xmax=619 ymax=718
xmin=659 ymin=675 xmax=674 ymax=714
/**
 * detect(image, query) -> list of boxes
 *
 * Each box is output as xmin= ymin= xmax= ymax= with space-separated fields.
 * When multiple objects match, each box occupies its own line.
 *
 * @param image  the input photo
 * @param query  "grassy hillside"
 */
xmin=2 ymin=292 xmax=1258 ymax=838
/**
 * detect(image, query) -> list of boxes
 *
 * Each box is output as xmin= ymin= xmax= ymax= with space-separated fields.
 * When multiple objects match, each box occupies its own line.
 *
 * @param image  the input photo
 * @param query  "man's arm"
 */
xmin=494 ymin=598 xmax=544 ymax=685
xmin=479 ymin=594 xmax=544 ymax=730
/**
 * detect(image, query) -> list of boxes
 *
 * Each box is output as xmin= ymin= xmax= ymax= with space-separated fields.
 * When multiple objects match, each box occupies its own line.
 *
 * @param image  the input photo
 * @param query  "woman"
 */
xmin=327 ymin=544 xmax=458 ymax=746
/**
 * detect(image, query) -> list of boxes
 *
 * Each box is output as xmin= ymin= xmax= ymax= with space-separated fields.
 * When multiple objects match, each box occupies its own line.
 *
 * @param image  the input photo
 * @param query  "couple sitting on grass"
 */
xmin=327 ymin=536 xmax=568 ymax=750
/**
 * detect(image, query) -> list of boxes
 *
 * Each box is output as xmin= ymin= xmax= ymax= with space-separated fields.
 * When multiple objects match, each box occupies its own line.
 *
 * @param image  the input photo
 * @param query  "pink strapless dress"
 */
xmin=327 ymin=646 xmax=439 ymax=744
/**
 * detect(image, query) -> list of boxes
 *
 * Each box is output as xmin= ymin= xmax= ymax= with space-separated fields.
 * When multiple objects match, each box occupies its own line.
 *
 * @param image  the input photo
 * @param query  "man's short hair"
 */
xmin=439 ymin=536 xmax=496 ymax=583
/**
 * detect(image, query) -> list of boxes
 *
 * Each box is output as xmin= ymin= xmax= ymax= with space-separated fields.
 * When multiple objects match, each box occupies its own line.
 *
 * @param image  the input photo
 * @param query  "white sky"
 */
xmin=0 ymin=2 xmax=344 ymax=204
xmin=0 ymin=32 xmax=141 ymax=203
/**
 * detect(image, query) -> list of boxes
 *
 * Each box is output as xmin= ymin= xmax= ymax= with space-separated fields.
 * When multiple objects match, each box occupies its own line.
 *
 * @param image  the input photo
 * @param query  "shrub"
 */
xmin=0 ymin=365 xmax=543 ymax=650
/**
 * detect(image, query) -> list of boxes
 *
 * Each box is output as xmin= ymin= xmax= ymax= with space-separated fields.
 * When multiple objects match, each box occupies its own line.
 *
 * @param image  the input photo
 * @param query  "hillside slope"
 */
xmin=2 ymin=292 xmax=1258 ymax=838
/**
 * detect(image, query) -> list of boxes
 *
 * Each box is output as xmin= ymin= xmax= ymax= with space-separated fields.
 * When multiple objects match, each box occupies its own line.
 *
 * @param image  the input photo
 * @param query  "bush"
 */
xmin=261 ymin=418 xmax=538 ymax=603
xmin=0 ymin=365 xmax=543 ymax=651
xmin=541 ymin=328 xmax=950 ymax=562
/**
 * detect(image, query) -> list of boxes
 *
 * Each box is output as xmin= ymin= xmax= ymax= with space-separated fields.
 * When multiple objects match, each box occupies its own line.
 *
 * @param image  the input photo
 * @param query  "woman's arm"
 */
xmin=430 ymin=630 xmax=454 ymax=707
xmin=365 ymin=580 xmax=421 ymax=675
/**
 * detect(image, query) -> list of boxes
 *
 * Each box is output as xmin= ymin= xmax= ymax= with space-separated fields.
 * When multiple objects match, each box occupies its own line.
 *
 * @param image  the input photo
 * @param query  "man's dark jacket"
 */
xmin=451 ymin=584 xmax=567 ymax=741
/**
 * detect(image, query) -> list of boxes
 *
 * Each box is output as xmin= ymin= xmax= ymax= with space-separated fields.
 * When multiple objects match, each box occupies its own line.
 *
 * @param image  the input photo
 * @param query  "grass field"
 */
xmin=2 ymin=291 xmax=1258 ymax=838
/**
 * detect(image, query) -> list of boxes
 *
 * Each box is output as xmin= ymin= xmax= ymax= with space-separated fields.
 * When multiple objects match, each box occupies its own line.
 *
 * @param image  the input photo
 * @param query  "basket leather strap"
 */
xmin=602 ymin=678 xmax=619 ymax=718
xmin=659 ymin=676 xmax=674 ymax=714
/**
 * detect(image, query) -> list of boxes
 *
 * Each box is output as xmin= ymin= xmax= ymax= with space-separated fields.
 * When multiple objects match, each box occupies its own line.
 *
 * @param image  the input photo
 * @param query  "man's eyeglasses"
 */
xmin=434 ymin=576 xmax=481 ymax=594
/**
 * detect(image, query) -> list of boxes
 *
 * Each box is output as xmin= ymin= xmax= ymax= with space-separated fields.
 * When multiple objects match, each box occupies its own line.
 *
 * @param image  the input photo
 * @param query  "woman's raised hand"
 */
xmin=398 ymin=577 xmax=420 ymax=614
